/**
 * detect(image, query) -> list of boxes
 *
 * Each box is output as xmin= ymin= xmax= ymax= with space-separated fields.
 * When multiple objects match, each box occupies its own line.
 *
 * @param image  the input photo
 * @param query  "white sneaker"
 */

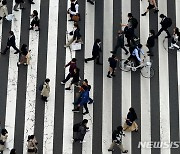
xmin=168 ymin=46 xmax=174 ymax=49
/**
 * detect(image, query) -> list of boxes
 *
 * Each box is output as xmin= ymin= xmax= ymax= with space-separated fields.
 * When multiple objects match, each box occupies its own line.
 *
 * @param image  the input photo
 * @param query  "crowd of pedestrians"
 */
xmin=0 ymin=0 xmax=180 ymax=153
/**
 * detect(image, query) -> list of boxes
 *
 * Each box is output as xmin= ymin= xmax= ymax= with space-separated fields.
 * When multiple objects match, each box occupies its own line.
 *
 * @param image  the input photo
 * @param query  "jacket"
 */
xmin=41 ymin=82 xmax=50 ymax=97
xmin=108 ymin=57 xmax=117 ymax=68
xmin=7 ymin=35 xmax=16 ymax=46
xmin=76 ymin=124 xmax=87 ymax=141
xmin=65 ymin=61 xmax=77 ymax=75
xmin=160 ymin=17 xmax=171 ymax=29
xmin=116 ymin=33 xmax=125 ymax=47
xmin=0 ymin=2 xmax=8 ymax=18
xmin=79 ymin=90 xmax=89 ymax=106
xmin=112 ymin=130 xmax=124 ymax=144
xmin=92 ymin=43 xmax=101 ymax=57
xmin=146 ymin=35 xmax=155 ymax=48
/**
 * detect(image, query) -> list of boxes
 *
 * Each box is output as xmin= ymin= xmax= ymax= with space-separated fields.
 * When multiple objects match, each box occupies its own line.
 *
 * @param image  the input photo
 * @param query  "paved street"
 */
xmin=0 ymin=0 xmax=180 ymax=154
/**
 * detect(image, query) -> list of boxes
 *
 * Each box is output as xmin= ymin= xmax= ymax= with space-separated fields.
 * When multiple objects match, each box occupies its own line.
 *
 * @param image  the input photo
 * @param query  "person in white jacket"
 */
xmin=0 ymin=0 xmax=8 ymax=20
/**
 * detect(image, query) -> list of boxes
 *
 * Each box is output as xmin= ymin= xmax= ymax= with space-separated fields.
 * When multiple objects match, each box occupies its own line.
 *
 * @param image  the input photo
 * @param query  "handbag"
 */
xmin=71 ymin=42 xmax=81 ymax=51
xmin=72 ymin=15 xmax=80 ymax=22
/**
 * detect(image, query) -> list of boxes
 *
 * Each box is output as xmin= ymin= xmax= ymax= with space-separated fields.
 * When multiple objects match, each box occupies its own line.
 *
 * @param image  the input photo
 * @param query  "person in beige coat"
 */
xmin=41 ymin=78 xmax=50 ymax=102
xmin=27 ymin=135 xmax=38 ymax=154
xmin=0 ymin=129 xmax=8 ymax=153
xmin=0 ymin=0 xmax=8 ymax=20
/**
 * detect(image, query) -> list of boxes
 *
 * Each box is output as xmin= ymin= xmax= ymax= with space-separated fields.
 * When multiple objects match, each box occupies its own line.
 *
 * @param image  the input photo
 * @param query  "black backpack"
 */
xmin=165 ymin=18 xmax=172 ymax=28
xmin=131 ymin=18 xmax=138 ymax=29
xmin=73 ymin=122 xmax=81 ymax=132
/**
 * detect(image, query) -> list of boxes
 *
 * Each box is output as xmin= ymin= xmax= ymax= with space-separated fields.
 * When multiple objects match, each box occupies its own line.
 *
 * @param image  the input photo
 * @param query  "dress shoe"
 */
xmin=108 ymin=149 xmax=114 ymax=152
xmin=84 ymin=59 xmax=88 ymax=63
xmin=154 ymin=9 xmax=159 ymax=13
xmin=14 ymin=9 xmax=19 ymax=11
xmin=141 ymin=12 xmax=146 ymax=16
xmin=125 ymin=52 xmax=129 ymax=55
xmin=107 ymin=75 xmax=112 ymax=78
xmin=82 ymin=111 xmax=89 ymax=115
xmin=14 ymin=51 xmax=19 ymax=54
xmin=30 ymin=1 xmax=35 ymax=4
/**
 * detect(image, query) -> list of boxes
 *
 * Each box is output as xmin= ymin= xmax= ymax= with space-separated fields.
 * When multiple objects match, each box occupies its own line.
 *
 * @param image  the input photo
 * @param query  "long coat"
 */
xmin=0 ymin=2 xmax=8 ymax=18
xmin=41 ymin=82 xmax=50 ymax=97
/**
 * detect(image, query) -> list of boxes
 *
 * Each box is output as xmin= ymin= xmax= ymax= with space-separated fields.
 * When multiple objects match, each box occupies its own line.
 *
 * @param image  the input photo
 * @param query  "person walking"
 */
xmin=10 ymin=149 xmax=16 ymax=154
xmin=111 ymin=30 xmax=129 ymax=55
xmin=107 ymin=54 xmax=118 ymax=78
xmin=85 ymin=38 xmax=102 ymax=64
xmin=0 ymin=0 xmax=8 ymax=20
xmin=72 ymin=85 xmax=91 ymax=115
xmin=168 ymin=27 xmax=180 ymax=50
xmin=65 ymin=67 xmax=80 ymax=90
xmin=40 ymin=78 xmax=50 ymax=102
xmin=64 ymin=22 xmax=83 ymax=47
xmin=67 ymin=0 xmax=79 ymax=21
xmin=1 ymin=31 xmax=20 ymax=55
xmin=13 ymin=0 xmax=25 ymax=11
xmin=87 ymin=0 xmax=94 ymax=5
xmin=108 ymin=126 xmax=128 ymax=153
xmin=27 ymin=135 xmax=38 ymax=154
xmin=141 ymin=0 xmax=159 ymax=16
xmin=29 ymin=10 xmax=40 ymax=31
xmin=0 ymin=129 xmax=8 ymax=153
xmin=123 ymin=107 xmax=138 ymax=132
xmin=73 ymin=119 xmax=89 ymax=143
xmin=17 ymin=44 xmax=30 ymax=66
xmin=146 ymin=30 xmax=155 ymax=56
xmin=155 ymin=14 xmax=172 ymax=38
xmin=61 ymin=58 xmax=77 ymax=84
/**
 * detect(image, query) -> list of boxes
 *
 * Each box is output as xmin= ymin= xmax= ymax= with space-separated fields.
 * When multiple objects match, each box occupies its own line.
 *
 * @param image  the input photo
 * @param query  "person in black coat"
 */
xmin=29 ymin=10 xmax=40 ymax=31
xmin=146 ymin=30 xmax=155 ymax=56
xmin=85 ymin=38 xmax=102 ymax=65
xmin=111 ymin=30 xmax=129 ymax=55
xmin=155 ymin=14 xmax=172 ymax=38
xmin=1 ymin=31 xmax=20 ymax=55
xmin=13 ymin=0 xmax=25 ymax=11
xmin=107 ymin=54 xmax=118 ymax=78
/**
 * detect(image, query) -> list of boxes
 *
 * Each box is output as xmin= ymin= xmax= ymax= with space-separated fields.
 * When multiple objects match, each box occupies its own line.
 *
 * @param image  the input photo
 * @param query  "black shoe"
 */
xmin=84 ymin=59 xmax=88 ymax=63
xmin=72 ymin=109 xmax=80 ymax=112
xmin=87 ymin=0 xmax=94 ymax=5
xmin=82 ymin=112 xmax=89 ymax=115
xmin=14 ymin=51 xmax=19 ymax=54
xmin=107 ymin=75 xmax=112 ymax=78
xmin=110 ymin=51 xmax=115 ymax=54
xmin=108 ymin=149 xmax=115 ymax=152
xmin=65 ymin=87 xmax=71 ymax=90
xmin=125 ymin=52 xmax=129 ymax=55
xmin=14 ymin=9 xmax=19 ymax=11
xmin=88 ymin=100 xmax=94 ymax=104
xmin=154 ymin=9 xmax=159 ymax=13
xmin=111 ymin=74 xmax=116 ymax=77
xmin=147 ymin=51 xmax=150 ymax=53
xmin=29 ymin=27 xmax=33 ymax=30
xmin=68 ymin=19 xmax=73 ymax=21
xmin=165 ymin=36 xmax=171 ymax=38
xmin=30 ymin=1 xmax=35 ymax=4
xmin=141 ymin=12 xmax=146 ymax=16
xmin=122 ymin=150 xmax=128 ymax=153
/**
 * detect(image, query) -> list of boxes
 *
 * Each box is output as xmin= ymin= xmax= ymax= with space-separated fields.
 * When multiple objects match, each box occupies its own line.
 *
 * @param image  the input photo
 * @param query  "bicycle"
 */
xmin=119 ymin=58 xmax=155 ymax=78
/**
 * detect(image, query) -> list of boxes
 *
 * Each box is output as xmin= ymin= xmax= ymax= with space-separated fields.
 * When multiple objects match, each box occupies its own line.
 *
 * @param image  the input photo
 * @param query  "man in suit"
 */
xmin=84 ymin=38 xmax=102 ymax=65
xmin=87 ymin=0 xmax=94 ymax=5
xmin=155 ymin=14 xmax=172 ymax=38
xmin=111 ymin=30 xmax=129 ymax=55
xmin=1 ymin=31 xmax=20 ymax=55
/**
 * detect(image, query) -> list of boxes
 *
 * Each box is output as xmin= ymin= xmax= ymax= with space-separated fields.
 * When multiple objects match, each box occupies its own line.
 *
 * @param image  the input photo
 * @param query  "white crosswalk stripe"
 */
xmin=0 ymin=0 xmax=179 ymax=154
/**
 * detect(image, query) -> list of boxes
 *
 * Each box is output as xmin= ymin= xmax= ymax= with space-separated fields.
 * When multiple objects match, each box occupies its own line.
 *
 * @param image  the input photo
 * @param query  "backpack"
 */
xmin=129 ymin=45 xmax=137 ymax=54
xmin=73 ymin=122 xmax=81 ymax=132
xmin=38 ymin=83 xmax=44 ymax=91
xmin=165 ymin=18 xmax=172 ymax=28
xmin=131 ymin=18 xmax=138 ymax=29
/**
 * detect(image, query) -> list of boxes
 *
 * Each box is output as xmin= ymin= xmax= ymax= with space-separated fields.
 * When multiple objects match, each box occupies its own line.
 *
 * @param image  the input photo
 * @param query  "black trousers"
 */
xmin=62 ymin=73 xmax=72 ymax=83
xmin=76 ymin=103 xmax=89 ymax=113
xmin=156 ymin=28 xmax=171 ymax=37
xmin=127 ymin=55 xmax=140 ymax=67
xmin=114 ymin=44 xmax=128 ymax=54
xmin=86 ymin=55 xmax=100 ymax=63
xmin=41 ymin=95 xmax=47 ymax=101
xmin=3 ymin=45 xmax=20 ymax=54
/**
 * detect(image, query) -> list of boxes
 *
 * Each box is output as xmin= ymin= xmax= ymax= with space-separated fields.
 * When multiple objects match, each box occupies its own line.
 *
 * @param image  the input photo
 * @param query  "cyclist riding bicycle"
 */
xmin=124 ymin=44 xmax=145 ymax=67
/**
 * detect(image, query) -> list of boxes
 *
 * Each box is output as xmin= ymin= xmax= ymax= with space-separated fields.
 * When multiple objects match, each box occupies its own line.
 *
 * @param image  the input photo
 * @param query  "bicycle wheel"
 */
xmin=140 ymin=66 xmax=155 ymax=78
xmin=119 ymin=59 xmax=131 ymax=72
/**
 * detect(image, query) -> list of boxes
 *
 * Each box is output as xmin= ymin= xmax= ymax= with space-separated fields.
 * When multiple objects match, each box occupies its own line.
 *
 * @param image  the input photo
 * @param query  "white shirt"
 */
xmin=132 ymin=47 xmax=144 ymax=62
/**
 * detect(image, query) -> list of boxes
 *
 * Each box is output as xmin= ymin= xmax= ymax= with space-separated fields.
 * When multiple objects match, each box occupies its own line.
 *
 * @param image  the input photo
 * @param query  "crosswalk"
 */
xmin=0 ymin=0 xmax=180 ymax=154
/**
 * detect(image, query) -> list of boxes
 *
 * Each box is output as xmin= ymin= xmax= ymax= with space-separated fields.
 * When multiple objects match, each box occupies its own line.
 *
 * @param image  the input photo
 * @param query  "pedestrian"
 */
xmin=73 ymin=119 xmax=89 ymax=143
xmin=61 ymin=58 xmax=77 ymax=84
xmin=29 ymin=0 xmax=35 ymax=4
xmin=123 ymin=107 xmax=138 ymax=132
xmin=29 ymin=10 xmax=40 ymax=31
xmin=13 ymin=0 xmax=25 ymax=11
xmin=111 ymin=30 xmax=129 ymax=55
xmin=0 ymin=31 xmax=20 ymax=55
xmin=0 ymin=128 xmax=8 ymax=153
xmin=87 ymin=0 xmax=94 ymax=5
xmin=168 ymin=27 xmax=180 ymax=50
xmin=41 ymin=78 xmax=50 ymax=102
xmin=67 ymin=0 xmax=79 ymax=21
xmin=85 ymin=38 xmax=102 ymax=65
xmin=27 ymin=135 xmax=38 ymax=154
xmin=65 ymin=67 xmax=80 ymax=90
xmin=146 ymin=29 xmax=155 ymax=56
xmin=141 ymin=0 xmax=159 ymax=16
xmin=72 ymin=85 xmax=91 ymax=115
xmin=17 ymin=44 xmax=30 ymax=66
xmin=64 ymin=22 xmax=83 ymax=47
xmin=0 ymin=0 xmax=8 ymax=20
xmin=155 ymin=14 xmax=172 ymax=38
xmin=108 ymin=126 xmax=128 ymax=153
xmin=124 ymin=44 xmax=145 ymax=67
xmin=10 ymin=149 xmax=16 ymax=154
xmin=107 ymin=54 xmax=118 ymax=78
